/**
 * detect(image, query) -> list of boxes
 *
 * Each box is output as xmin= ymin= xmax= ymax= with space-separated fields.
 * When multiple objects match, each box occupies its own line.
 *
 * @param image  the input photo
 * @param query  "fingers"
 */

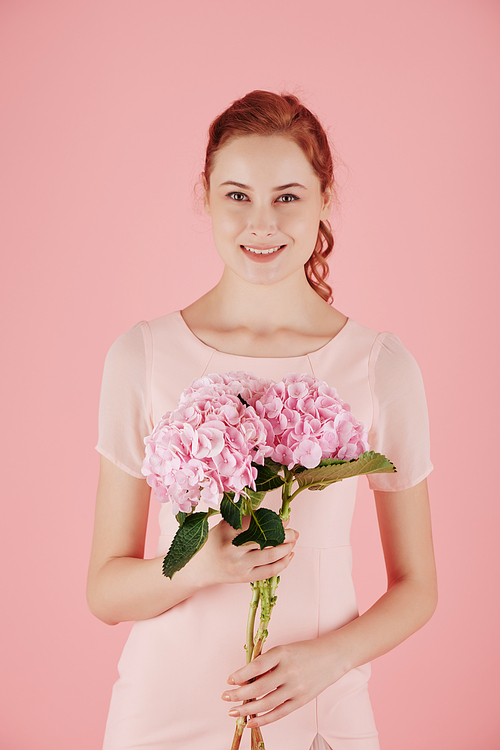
xmin=227 ymin=684 xmax=288 ymax=715
xmin=246 ymin=699 xmax=295 ymax=727
xmin=208 ymin=519 xmax=299 ymax=585
xmin=249 ymin=550 xmax=295 ymax=582
xmin=250 ymin=537 xmax=296 ymax=565
xmin=228 ymin=688 xmax=294 ymax=725
xmin=244 ymin=528 xmax=298 ymax=581
xmin=227 ymin=648 xmax=280 ymax=686
xmin=283 ymin=528 xmax=299 ymax=544
xmin=223 ymin=640 xmax=327 ymax=729
xmin=223 ymin=669 xmax=279 ymax=703
xmin=251 ymin=529 xmax=299 ymax=566
xmin=223 ymin=649 xmax=297 ymax=726
xmin=250 ymin=529 xmax=299 ymax=563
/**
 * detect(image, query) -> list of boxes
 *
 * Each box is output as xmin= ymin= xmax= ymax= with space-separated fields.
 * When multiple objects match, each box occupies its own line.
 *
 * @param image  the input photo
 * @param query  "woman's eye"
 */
xmin=228 ymin=192 xmax=248 ymax=201
xmin=226 ymin=192 xmax=298 ymax=203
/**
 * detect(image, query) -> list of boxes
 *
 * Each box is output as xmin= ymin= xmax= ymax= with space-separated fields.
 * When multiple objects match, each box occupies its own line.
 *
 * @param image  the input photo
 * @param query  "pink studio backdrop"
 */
xmin=1 ymin=1 xmax=499 ymax=748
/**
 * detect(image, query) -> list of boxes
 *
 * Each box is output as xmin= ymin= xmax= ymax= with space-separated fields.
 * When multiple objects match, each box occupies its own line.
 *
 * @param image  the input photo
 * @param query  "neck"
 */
xmin=197 ymin=266 xmax=330 ymax=335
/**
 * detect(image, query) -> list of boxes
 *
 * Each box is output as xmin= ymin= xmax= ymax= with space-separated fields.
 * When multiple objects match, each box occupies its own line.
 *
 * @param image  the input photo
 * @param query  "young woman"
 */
xmin=87 ymin=90 xmax=437 ymax=750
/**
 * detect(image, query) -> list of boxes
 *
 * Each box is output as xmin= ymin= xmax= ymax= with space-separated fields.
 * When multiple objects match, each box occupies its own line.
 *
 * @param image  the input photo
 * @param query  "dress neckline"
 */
xmin=175 ymin=310 xmax=351 ymax=361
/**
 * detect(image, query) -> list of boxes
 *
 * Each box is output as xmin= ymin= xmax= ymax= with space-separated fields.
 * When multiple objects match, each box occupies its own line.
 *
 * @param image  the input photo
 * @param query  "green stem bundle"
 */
xmin=230 ymin=471 xmax=293 ymax=750
xmin=246 ymin=583 xmax=260 ymax=663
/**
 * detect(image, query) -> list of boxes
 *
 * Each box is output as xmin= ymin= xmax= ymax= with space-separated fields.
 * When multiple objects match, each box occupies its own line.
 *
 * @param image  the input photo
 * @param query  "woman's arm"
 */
xmin=87 ymin=455 xmax=299 ymax=626
xmin=337 ymin=478 xmax=438 ymax=667
xmin=222 ymin=478 xmax=437 ymax=728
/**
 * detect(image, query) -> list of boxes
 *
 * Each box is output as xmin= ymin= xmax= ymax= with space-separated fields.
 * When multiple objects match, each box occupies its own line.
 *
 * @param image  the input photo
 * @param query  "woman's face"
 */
xmin=204 ymin=135 xmax=331 ymax=287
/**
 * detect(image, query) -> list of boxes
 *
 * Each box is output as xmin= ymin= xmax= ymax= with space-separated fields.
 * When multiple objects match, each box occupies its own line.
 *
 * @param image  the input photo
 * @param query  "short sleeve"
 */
xmin=95 ymin=321 xmax=153 ymax=478
xmin=367 ymin=332 xmax=433 ymax=491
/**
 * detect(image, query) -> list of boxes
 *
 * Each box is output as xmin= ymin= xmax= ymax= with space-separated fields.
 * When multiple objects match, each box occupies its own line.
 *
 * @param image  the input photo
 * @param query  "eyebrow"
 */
xmin=219 ymin=181 xmax=308 ymax=191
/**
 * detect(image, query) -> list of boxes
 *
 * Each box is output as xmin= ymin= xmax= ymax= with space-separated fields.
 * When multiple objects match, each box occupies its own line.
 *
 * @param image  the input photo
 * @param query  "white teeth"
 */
xmin=243 ymin=245 xmax=282 ymax=255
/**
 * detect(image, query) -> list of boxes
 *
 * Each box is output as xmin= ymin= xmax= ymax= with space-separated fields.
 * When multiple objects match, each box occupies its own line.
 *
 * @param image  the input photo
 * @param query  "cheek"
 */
xmin=286 ymin=213 xmax=319 ymax=239
xmin=212 ymin=209 xmax=244 ymax=239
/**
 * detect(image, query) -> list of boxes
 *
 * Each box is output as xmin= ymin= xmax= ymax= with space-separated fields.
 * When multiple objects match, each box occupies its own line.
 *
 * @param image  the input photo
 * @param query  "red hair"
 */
xmin=203 ymin=90 xmax=336 ymax=304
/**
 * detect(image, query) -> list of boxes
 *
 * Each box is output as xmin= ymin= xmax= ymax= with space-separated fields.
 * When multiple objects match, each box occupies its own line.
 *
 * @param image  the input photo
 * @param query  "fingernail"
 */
xmin=227 ymin=677 xmax=235 ymax=684
xmin=247 ymin=720 xmax=257 ymax=727
xmin=221 ymin=693 xmax=230 ymax=700
xmin=228 ymin=709 xmax=239 ymax=717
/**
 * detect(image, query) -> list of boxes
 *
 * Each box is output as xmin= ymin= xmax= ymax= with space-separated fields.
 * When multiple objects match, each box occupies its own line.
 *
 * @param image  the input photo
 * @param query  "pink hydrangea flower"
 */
xmin=141 ymin=372 xmax=272 ymax=515
xmin=250 ymin=373 xmax=369 ymax=470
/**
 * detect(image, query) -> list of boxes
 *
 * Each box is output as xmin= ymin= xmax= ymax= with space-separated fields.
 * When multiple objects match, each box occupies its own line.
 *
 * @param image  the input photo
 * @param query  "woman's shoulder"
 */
xmin=349 ymin=323 xmax=426 ymax=395
xmin=108 ymin=319 xmax=149 ymax=346
xmin=106 ymin=312 xmax=183 ymax=356
xmin=315 ymin=318 xmax=423 ymax=387
xmin=100 ymin=321 xmax=152 ymax=393
xmin=343 ymin=319 xmax=415 ymax=360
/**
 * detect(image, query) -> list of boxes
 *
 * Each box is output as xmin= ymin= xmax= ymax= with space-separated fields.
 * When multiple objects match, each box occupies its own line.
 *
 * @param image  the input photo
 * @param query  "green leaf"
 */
xmin=253 ymin=462 xmax=285 ymax=492
xmin=175 ymin=511 xmax=188 ymax=526
xmin=162 ymin=512 xmax=209 ymax=579
xmin=220 ymin=493 xmax=243 ymax=530
xmin=294 ymin=451 xmax=396 ymax=491
xmin=264 ymin=457 xmax=284 ymax=473
xmin=232 ymin=508 xmax=285 ymax=549
xmin=241 ymin=487 xmax=266 ymax=510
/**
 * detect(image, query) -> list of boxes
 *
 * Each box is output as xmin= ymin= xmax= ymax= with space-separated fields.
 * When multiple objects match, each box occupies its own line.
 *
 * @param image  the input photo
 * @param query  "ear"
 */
xmin=202 ymin=175 xmax=211 ymax=216
xmin=320 ymin=188 xmax=333 ymax=220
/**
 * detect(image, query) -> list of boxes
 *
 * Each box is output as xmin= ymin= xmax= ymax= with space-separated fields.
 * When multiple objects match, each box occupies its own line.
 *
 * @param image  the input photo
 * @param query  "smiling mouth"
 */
xmin=241 ymin=245 xmax=285 ymax=255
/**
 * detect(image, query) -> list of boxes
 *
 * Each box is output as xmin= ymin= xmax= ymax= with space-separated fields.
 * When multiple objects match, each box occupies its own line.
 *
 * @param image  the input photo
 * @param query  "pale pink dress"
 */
xmin=96 ymin=311 xmax=433 ymax=750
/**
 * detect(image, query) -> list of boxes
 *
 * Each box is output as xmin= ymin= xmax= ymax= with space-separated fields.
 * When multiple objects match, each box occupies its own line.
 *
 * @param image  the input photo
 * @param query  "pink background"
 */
xmin=1 ymin=0 xmax=499 ymax=747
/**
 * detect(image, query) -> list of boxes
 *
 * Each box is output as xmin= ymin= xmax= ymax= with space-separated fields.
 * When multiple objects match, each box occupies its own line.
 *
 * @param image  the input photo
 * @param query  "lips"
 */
xmin=242 ymin=244 xmax=284 ymax=255
xmin=240 ymin=244 xmax=287 ymax=263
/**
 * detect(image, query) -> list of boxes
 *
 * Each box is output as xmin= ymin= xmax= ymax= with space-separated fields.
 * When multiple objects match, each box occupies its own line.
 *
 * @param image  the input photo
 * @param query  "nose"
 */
xmin=248 ymin=204 xmax=277 ymax=238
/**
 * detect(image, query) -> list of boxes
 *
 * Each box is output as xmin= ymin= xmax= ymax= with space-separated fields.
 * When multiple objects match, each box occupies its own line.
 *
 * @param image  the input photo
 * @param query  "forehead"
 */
xmin=211 ymin=135 xmax=317 ymax=184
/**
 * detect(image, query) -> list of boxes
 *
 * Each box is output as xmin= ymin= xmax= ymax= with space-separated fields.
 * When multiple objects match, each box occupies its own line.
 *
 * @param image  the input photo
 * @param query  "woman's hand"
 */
xmin=221 ymin=636 xmax=347 ymax=728
xmin=219 ymin=479 xmax=438 ymax=728
xmin=190 ymin=517 xmax=299 ymax=589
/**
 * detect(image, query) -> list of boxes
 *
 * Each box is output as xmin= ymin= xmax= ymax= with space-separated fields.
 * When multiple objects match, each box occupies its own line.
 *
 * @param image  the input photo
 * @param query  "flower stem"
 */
xmin=246 ymin=583 xmax=260 ymax=664
xmin=251 ymin=725 xmax=265 ymax=749
xmin=280 ymin=468 xmax=294 ymax=522
xmin=230 ymin=717 xmax=247 ymax=750
xmin=252 ymin=576 xmax=279 ymax=660
xmin=287 ymin=482 xmax=318 ymax=503
xmin=230 ymin=582 xmax=263 ymax=749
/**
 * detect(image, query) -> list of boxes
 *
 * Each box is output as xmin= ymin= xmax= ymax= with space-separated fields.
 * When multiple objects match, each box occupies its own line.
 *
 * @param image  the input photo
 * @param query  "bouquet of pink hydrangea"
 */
xmin=142 ymin=372 xmax=395 ymax=750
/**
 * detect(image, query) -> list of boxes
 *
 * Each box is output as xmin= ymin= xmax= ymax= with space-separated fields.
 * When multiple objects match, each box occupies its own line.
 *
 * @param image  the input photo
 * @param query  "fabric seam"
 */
xmin=367 ymin=330 xmax=433 ymax=492
xmin=315 ymin=548 xmax=321 ymax=734
xmin=140 ymin=320 xmax=154 ymax=431
xmin=307 ymin=353 xmax=316 ymax=378
xmin=367 ymin=331 xmax=385 ymax=436
xmin=95 ymin=446 xmax=144 ymax=479
xmin=370 ymin=465 xmax=434 ymax=493
xmin=200 ymin=349 xmax=216 ymax=377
